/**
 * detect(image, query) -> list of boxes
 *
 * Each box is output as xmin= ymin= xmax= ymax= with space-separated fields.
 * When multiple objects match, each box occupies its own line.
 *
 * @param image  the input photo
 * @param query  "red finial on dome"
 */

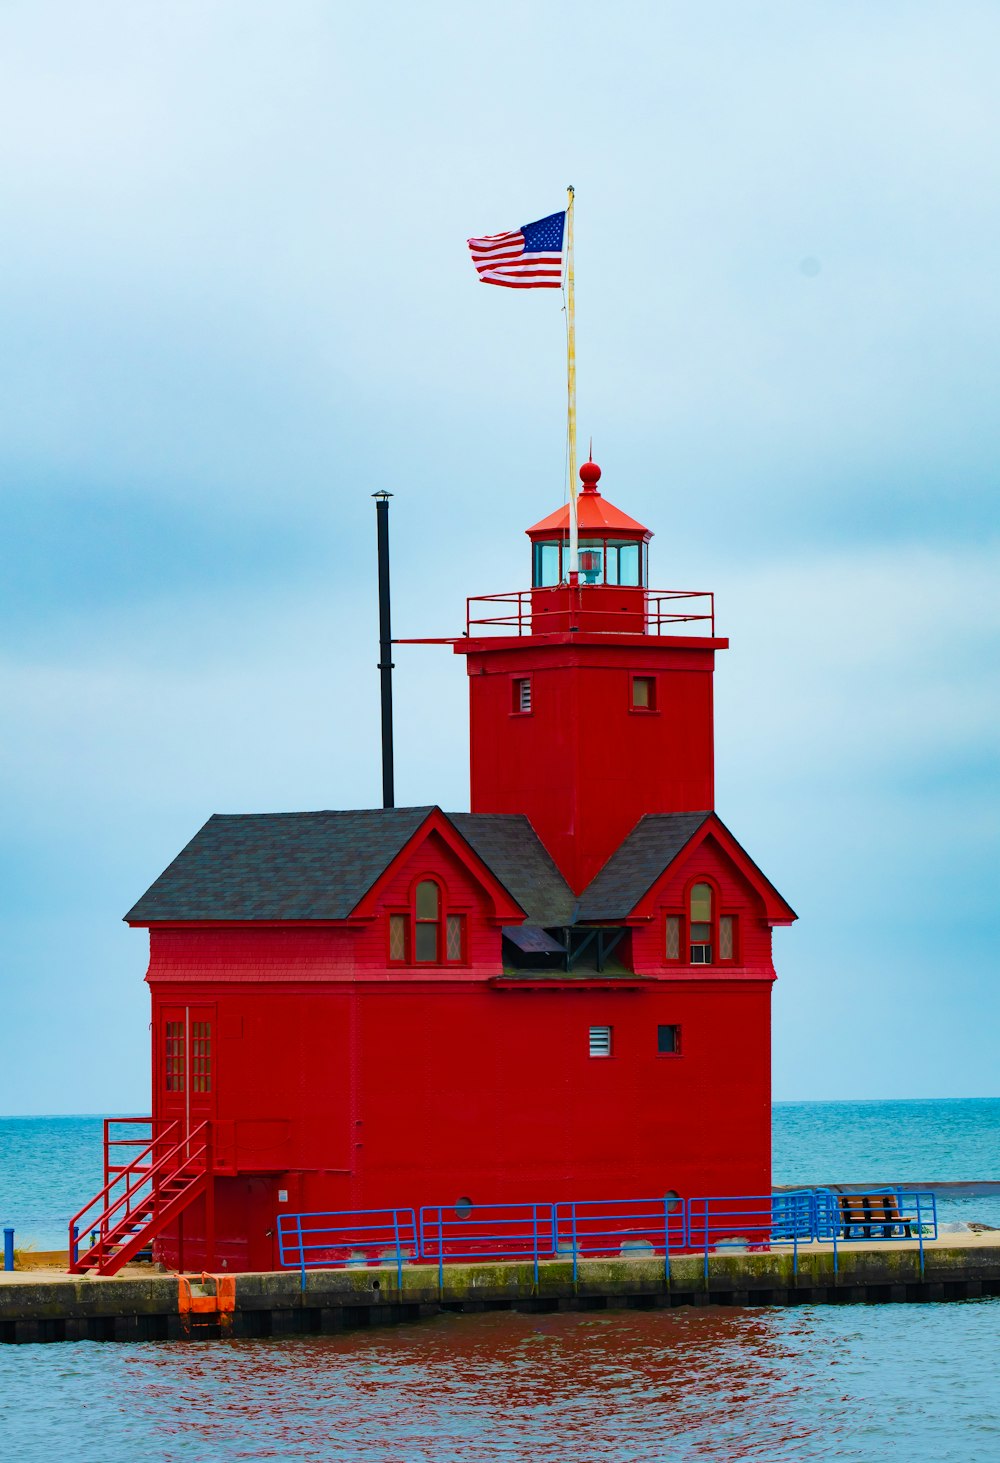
xmin=580 ymin=458 xmax=601 ymax=494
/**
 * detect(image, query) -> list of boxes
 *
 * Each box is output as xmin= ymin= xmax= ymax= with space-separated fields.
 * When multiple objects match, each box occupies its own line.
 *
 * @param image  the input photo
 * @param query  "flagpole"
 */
xmin=565 ymin=185 xmax=578 ymax=583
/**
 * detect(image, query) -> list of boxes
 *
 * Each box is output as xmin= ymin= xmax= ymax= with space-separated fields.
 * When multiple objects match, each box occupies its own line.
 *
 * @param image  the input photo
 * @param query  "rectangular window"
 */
xmin=719 ymin=916 xmax=735 ymax=960
xmin=665 ymin=916 xmax=680 ymax=960
xmin=446 ymin=914 xmax=465 ymax=962
xmin=512 ymin=678 xmax=532 ymax=714
xmin=389 ymin=913 xmax=407 ymax=962
xmin=589 ymin=1025 xmax=612 ymax=1057
xmin=191 ymin=1022 xmax=212 ymax=1094
xmin=165 ymin=1021 xmax=185 ymax=1092
xmin=414 ymin=922 xmax=438 ymax=962
xmin=690 ymin=931 xmax=713 ymax=963
xmin=618 ymin=542 xmax=640 ymax=586
xmin=533 ymin=542 xmax=561 ymax=587
xmin=632 ymin=675 xmax=656 ymax=711
xmin=657 ymin=1024 xmax=681 ymax=1055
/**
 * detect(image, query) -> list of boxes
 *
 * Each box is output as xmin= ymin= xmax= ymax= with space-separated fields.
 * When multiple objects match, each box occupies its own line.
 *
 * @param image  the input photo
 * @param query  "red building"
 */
xmin=71 ymin=462 xmax=795 ymax=1275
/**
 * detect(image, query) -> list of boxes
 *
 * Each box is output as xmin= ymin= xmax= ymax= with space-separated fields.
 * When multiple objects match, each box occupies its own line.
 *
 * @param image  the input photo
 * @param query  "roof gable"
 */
xmin=348 ymin=810 xmax=527 ymax=924
xmin=577 ymin=812 xmax=796 ymax=924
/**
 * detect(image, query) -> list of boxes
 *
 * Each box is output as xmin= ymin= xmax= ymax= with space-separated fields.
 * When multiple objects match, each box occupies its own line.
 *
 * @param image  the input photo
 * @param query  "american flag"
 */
xmin=467 ymin=210 xmax=565 ymax=289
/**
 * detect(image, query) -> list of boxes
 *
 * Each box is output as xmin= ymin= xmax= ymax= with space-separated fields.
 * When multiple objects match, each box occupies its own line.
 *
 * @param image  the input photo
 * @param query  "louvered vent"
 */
xmin=589 ymin=1025 xmax=612 ymax=1058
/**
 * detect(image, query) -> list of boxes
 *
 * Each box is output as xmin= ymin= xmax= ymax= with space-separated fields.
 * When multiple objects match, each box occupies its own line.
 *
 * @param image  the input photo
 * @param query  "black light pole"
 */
xmin=373 ymin=492 xmax=395 ymax=809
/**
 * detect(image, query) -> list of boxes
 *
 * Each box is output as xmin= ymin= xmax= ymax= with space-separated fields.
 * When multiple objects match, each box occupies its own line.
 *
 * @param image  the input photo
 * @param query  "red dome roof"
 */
xmin=526 ymin=461 xmax=652 ymax=541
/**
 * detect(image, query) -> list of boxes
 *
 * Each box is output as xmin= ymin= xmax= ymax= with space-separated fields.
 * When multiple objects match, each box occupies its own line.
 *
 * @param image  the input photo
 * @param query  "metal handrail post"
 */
xmin=437 ymin=1207 xmax=444 ymax=1292
xmin=663 ymin=1200 xmax=670 ymax=1287
xmin=393 ymin=1210 xmax=402 ymax=1290
xmin=297 ymin=1215 xmax=305 ymax=1292
xmin=571 ymin=1203 xmax=579 ymax=1286
xmin=531 ymin=1207 xmax=539 ymax=1289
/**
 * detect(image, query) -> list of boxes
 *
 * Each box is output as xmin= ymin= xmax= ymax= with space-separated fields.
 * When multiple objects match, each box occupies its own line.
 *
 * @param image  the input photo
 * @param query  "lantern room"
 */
xmin=527 ymin=459 xmax=652 ymax=587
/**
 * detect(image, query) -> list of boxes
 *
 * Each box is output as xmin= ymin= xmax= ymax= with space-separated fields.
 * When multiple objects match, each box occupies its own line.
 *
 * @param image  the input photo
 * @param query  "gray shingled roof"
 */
xmin=450 ymin=813 xmax=576 ymax=927
xmin=124 ymin=807 xmax=576 ymax=927
xmin=575 ymin=812 xmax=711 ymax=921
xmin=124 ymin=808 xmax=436 ymax=923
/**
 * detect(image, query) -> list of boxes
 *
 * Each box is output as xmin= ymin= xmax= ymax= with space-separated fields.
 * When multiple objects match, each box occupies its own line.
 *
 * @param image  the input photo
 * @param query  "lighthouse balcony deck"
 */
xmin=463 ymin=587 xmax=716 ymax=639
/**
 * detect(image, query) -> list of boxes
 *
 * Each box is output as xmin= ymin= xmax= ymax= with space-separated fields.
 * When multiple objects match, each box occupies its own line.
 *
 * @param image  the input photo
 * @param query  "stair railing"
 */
xmin=69 ymin=1120 xmax=211 ymax=1272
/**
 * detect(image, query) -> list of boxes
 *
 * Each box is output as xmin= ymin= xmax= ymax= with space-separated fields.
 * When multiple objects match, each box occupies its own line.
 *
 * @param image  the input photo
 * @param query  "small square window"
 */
xmin=589 ymin=1025 xmax=612 ymax=1058
xmin=657 ymin=1024 xmax=681 ymax=1055
xmin=632 ymin=676 xmax=656 ymax=710
xmin=512 ymin=678 xmax=532 ymax=713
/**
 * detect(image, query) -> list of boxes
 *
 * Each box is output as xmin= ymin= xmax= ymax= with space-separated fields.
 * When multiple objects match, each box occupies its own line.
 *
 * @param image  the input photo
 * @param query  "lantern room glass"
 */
xmin=531 ymin=538 xmax=648 ymax=588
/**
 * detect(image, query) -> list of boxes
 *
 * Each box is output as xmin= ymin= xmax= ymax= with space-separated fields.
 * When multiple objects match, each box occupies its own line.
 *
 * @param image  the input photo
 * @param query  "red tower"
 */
xmin=461 ymin=460 xmax=723 ymax=891
xmin=68 ymin=459 xmax=795 ymax=1278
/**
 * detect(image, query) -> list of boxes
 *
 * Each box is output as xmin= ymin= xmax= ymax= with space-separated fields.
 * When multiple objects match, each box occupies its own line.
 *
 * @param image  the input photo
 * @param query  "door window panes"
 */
xmin=191 ymin=1022 xmax=212 ymax=1094
xmin=165 ymin=1022 xmax=185 ymax=1092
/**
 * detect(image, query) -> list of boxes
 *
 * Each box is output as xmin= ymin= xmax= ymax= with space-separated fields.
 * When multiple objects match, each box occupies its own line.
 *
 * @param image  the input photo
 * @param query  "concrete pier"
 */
xmin=1 ymin=1234 xmax=998 ymax=1344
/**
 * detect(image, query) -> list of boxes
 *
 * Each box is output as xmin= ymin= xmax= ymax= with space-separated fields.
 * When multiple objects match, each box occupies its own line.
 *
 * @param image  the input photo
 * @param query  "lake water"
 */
xmin=1 ymin=1100 xmax=998 ymax=1461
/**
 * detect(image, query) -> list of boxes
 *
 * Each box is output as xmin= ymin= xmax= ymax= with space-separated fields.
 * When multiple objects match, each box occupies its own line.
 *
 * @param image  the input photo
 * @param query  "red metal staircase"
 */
xmin=69 ymin=1119 xmax=211 ymax=1277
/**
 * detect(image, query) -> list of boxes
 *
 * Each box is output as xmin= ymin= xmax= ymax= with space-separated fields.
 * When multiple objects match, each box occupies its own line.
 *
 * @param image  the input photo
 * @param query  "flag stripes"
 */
xmin=467 ymin=211 xmax=565 ymax=289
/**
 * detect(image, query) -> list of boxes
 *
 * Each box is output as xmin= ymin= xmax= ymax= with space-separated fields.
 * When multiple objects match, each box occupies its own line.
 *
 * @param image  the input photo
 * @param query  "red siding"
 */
xmin=150 ymin=973 xmax=772 ymax=1272
xmin=461 ymin=636 xmax=722 ymax=891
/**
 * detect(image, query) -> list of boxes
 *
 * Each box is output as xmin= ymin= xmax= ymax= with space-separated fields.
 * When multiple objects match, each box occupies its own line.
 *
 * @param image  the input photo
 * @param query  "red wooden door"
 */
xmin=160 ymin=1004 xmax=217 ymax=1138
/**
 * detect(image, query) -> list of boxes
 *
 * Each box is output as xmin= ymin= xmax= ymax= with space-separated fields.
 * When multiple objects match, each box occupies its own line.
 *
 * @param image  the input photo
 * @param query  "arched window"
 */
xmin=414 ymin=879 xmax=441 ymax=963
xmin=666 ymin=884 xmax=737 ymax=965
xmin=689 ymin=883 xmax=713 ymax=963
xmin=388 ymin=879 xmax=466 ymax=967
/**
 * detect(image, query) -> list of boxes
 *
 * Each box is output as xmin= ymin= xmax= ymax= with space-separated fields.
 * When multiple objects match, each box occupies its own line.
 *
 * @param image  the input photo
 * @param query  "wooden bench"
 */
xmin=838 ymin=1192 xmax=912 ymax=1240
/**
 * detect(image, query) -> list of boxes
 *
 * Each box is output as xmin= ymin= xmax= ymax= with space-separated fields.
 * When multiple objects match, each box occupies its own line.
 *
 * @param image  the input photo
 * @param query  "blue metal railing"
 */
xmin=688 ymin=1191 xmax=816 ymax=1280
xmin=419 ymin=1202 xmax=556 ymax=1287
xmin=275 ymin=1190 xmax=939 ymax=1287
xmin=554 ymin=1198 xmax=683 ymax=1282
xmin=276 ymin=1207 xmax=418 ymax=1290
xmin=813 ymin=1189 xmax=937 ymax=1277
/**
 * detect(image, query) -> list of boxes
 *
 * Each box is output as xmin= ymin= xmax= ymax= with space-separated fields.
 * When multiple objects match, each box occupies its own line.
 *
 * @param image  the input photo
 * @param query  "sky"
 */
xmin=0 ymin=0 xmax=997 ymax=1114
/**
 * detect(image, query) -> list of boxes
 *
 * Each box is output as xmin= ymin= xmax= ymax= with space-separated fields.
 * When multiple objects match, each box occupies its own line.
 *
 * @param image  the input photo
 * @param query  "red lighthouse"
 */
xmin=69 ymin=461 xmax=795 ymax=1277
